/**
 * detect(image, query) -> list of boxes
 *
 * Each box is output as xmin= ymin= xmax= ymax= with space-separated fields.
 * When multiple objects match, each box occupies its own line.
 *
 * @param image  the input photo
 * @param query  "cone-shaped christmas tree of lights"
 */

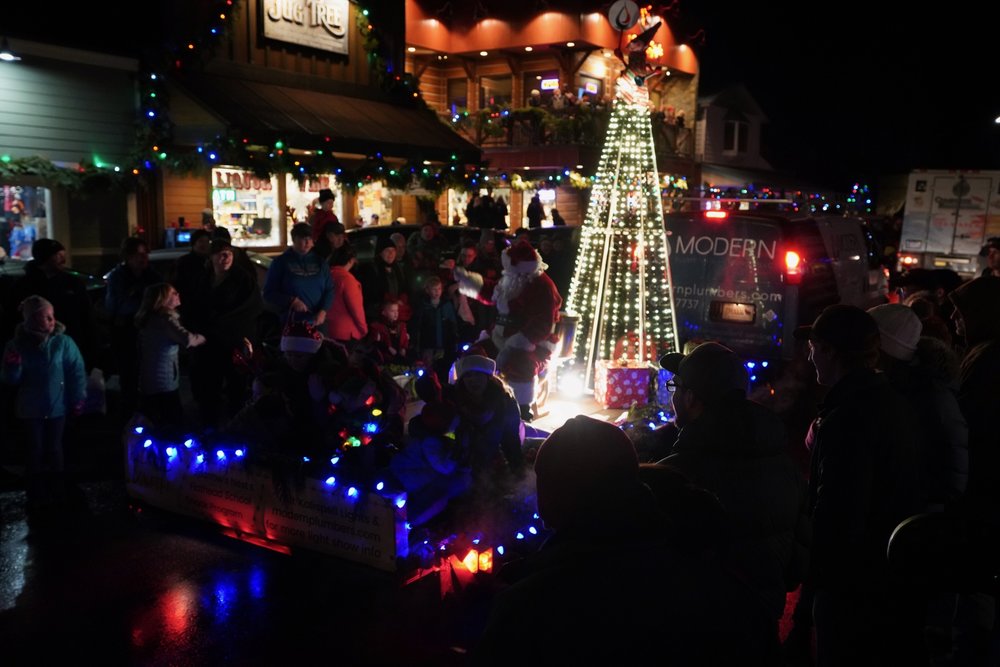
xmin=565 ymin=43 xmax=679 ymax=388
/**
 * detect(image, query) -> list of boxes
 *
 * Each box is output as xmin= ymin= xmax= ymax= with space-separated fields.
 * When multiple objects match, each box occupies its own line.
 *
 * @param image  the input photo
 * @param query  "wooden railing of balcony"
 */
xmin=443 ymin=105 xmax=693 ymax=160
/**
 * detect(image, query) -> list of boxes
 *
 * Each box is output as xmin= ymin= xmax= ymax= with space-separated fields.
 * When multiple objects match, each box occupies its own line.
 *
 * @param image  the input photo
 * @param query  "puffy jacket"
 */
xmin=1 ymin=322 xmax=86 ymax=419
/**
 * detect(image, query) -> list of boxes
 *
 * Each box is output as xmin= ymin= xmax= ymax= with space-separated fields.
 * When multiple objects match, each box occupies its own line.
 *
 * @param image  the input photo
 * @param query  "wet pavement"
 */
xmin=0 ymin=407 xmax=486 ymax=666
xmin=0 ymin=365 xmax=636 ymax=666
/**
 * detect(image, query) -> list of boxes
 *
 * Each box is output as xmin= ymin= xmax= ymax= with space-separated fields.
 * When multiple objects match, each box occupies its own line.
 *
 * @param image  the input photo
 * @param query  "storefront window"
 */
xmin=480 ymin=75 xmax=512 ymax=109
xmin=211 ymin=168 xmax=279 ymax=248
xmin=2 ymin=185 xmax=51 ymax=258
xmin=285 ymin=174 xmax=341 ymax=225
xmin=355 ymin=182 xmax=393 ymax=227
xmin=523 ymin=188 xmax=557 ymax=228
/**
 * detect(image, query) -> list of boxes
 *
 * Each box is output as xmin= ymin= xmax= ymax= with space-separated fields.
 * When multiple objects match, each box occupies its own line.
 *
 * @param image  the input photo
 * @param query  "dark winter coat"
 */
xmin=11 ymin=261 xmax=97 ymax=369
xmin=807 ymin=368 xmax=924 ymax=592
xmin=880 ymin=337 xmax=968 ymax=510
xmin=660 ymin=397 xmax=810 ymax=620
xmin=948 ymin=277 xmax=1000 ymax=520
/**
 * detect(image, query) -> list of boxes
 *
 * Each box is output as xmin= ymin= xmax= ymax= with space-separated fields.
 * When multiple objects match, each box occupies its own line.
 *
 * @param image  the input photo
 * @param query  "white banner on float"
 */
xmin=260 ymin=477 xmax=404 ymax=572
xmin=124 ymin=435 xmax=407 ymax=572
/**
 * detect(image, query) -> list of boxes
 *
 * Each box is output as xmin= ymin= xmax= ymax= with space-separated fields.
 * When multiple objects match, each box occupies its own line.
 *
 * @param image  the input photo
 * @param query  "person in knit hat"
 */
xmin=453 ymin=238 xmax=562 ymax=421
xmin=2 ymin=295 xmax=87 ymax=510
xmin=309 ymin=187 xmax=339 ymax=241
xmin=9 ymin=237 xmax=98 ymax=370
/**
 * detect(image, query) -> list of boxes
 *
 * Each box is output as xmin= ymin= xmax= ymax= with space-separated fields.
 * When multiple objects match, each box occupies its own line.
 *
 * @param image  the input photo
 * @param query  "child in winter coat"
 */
xmin=1 ymin=295 xmax=87 ymax=509
xmin=135 ymin=282 xmax=206 ymax=428
xmin=367 ymin=298 xmax=411 ymax=369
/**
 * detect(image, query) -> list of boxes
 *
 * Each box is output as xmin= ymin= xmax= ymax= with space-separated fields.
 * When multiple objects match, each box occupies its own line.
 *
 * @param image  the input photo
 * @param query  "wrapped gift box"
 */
xmin=594 ymin=360 xmax=652 ymax=409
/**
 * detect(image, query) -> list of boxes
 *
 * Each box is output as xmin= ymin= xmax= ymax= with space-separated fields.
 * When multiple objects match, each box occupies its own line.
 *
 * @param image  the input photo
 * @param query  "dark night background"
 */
xmin=9 ymin=1 xmax=1000 ymax=194
xmin=679 ymin=2 xmax=1000 ymax=191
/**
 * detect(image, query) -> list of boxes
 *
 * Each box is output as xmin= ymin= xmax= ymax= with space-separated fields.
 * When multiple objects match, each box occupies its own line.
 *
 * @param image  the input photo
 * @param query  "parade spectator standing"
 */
xmin=526 ymin=193 xmax=545 ymax=229
xmin=413 ymin=275 xmax=459 ymax=381
xmin=657 ymin=342 xmax=810 ymax=650
xmin=135 ymin=283 xmax=206 ymax=428
xmin=867 ymin=303 xmax=969 ymax=662
xmin=308 ymin=188 xmax=339 ymax=242
xmin=867 ymin=304 xmax=968 ymax=511
xmin=797 ymin=304 xmax=926 ymax=666
xmin=366 ymin=298 xmax=410 ymax=367
xmin=10 ymin=238 xmax=98 ymax=371
xmin=105 ymin=237 xmax=163 ymax=421
xmin=313 ymin=220 xmax=353 ymax=268
xmin=2 ymin=295 xmax=86 ymax=511
xmin=471 ymin=415 xmax=774 ymax=665
xmin=173 ymin=229 xmax=212 ymax=327
xmin=188 ymin=239 xmax=264 ymax=429
xmin=325 ymin=249 xmax=366 ymax=347
xmin=979 ymin=236 xmax=1000 ymax=277
xmin=946 ymin=277 xmax=1000 ymax=665
xmin=359 ymin=235 xmax=411 ymax=323
xmin=407 ymin=222 xmax=447 ymax=275
xmin=549 ymin=208 xmax=566 ymax=226
xmin=388 ymin=231 xmax=416 ymax=287
xmin=263 ymin=223 xmax=332 ymax=328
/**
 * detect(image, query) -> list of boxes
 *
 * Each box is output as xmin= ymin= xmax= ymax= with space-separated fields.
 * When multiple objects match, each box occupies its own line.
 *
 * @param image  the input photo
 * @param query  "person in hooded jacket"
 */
xmin=657 ymin=341 xmax=810 ymax=651
xmin=2 ymin=295 xmax=86 ymax=510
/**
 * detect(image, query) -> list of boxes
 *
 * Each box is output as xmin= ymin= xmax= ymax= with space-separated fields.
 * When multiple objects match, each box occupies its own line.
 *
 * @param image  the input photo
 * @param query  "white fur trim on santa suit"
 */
xmin=452 ymin=266 xmax=484 ymax=300
xmin=505 ymin=379 xmax=536 ymax=407
xmin=280 ymin=337 xmax=322 ymax=354
xmin=505 ymin=332 xmax=537 ymax=352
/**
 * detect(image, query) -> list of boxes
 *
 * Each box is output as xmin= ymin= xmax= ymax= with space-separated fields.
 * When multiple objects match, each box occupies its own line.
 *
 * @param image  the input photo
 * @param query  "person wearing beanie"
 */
xmin=453 ymin=238 xmax=562 ymax=421
xmin=309 ymin=187 xmax=339 ymax=241
xmin=795 ymin=304 xmax=926 ymax=665
xmin=443 ymin=352 xmax=524 ymax=493
xmin=357 ymin=231 xmax=412 ymax=324
xmin=866 ymin=303 xmax=967 ymax=513
xmin=185 ymin=236 xmax=264 ymax=429
xmin=263 ymin=222 xmax=333 ymax=327
xmin=9 ymin=237 xmax=98 ymax=371
xmin=2 ymin=295 xmax=87 ymax=510
xmin=657 ymin=342 xmax=808 ymax=638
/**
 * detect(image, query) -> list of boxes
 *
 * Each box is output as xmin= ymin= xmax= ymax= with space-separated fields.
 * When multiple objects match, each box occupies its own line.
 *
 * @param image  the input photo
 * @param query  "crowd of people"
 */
xmin=2 ymin=212 xmax=1000 ymax=663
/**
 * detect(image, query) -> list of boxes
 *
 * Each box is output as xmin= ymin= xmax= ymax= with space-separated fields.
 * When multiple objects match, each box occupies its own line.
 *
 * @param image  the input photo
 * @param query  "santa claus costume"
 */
xmin=454 ymin=239 xmax=562 ymax=419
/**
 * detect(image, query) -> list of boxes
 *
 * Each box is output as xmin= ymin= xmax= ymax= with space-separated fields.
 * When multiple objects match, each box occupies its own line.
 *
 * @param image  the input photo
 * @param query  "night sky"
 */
xmin=10 ymin=1 xmax=1000 ymax=197
xmin=678 ymin=2 xmax=1000 ymax=192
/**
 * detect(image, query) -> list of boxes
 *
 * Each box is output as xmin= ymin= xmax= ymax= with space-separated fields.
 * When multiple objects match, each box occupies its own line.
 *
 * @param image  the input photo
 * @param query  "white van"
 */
xmin=665 ymin=211 xmax=887 ymax=370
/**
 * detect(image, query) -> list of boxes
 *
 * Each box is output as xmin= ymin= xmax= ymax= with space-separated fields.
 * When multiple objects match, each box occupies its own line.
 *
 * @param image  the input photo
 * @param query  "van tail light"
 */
xmin=898 ymin=254 xmax=919 ymax=267
xmin=705 ymin=210 xmax=728 ymax=220
xmin=785 ymin=250 xmax=803 ymax=285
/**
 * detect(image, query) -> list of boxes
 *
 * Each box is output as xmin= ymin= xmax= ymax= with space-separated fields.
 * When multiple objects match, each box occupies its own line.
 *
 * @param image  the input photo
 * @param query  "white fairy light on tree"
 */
xmin=564 ymin=3 xmax=679 ymax=388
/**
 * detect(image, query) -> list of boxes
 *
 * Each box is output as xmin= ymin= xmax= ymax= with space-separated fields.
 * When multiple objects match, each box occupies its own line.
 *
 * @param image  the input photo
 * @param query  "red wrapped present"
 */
xmin=594 ymin=360 xmax=652 ymax=409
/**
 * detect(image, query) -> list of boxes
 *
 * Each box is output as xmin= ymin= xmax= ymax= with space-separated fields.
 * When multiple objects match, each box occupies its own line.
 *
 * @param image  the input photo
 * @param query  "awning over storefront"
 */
xmin=172 ymin=65 xmax=481 ymax=164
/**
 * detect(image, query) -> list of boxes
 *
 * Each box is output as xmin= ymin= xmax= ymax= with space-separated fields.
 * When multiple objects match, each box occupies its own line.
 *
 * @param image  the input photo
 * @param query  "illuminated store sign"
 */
xmin=263 ymin=0 xmax=349 ymax=55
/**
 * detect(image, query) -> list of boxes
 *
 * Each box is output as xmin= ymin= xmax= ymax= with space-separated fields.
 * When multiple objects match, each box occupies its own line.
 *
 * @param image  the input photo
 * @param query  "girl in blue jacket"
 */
xmin=1 ymin=295 xmax=86 ymax=509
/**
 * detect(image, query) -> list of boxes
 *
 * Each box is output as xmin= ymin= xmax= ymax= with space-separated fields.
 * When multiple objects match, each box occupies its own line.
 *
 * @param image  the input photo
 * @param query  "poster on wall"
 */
xmin=211 ymin=168 xmax=279 ymax=248
xmin=356 ymin=182 xmax=392 ymax=226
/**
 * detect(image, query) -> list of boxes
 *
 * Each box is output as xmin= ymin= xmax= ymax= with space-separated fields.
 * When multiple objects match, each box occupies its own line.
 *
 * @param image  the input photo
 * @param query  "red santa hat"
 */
xmin=280 ymin=320 xmax=323 ymax=354
xmin=504 ymin=239 xmax=542 ymax=275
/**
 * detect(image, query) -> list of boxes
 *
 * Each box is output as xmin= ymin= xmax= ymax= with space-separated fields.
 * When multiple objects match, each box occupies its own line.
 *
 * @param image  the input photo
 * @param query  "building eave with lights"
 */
xmin=403 ymin=0 xmax=701 ymax=228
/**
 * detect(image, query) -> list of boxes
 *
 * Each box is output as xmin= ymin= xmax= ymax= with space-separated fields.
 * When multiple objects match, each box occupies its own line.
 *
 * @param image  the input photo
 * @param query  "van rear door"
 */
xmin=665 ymin=213 xmax=789 ymax=361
